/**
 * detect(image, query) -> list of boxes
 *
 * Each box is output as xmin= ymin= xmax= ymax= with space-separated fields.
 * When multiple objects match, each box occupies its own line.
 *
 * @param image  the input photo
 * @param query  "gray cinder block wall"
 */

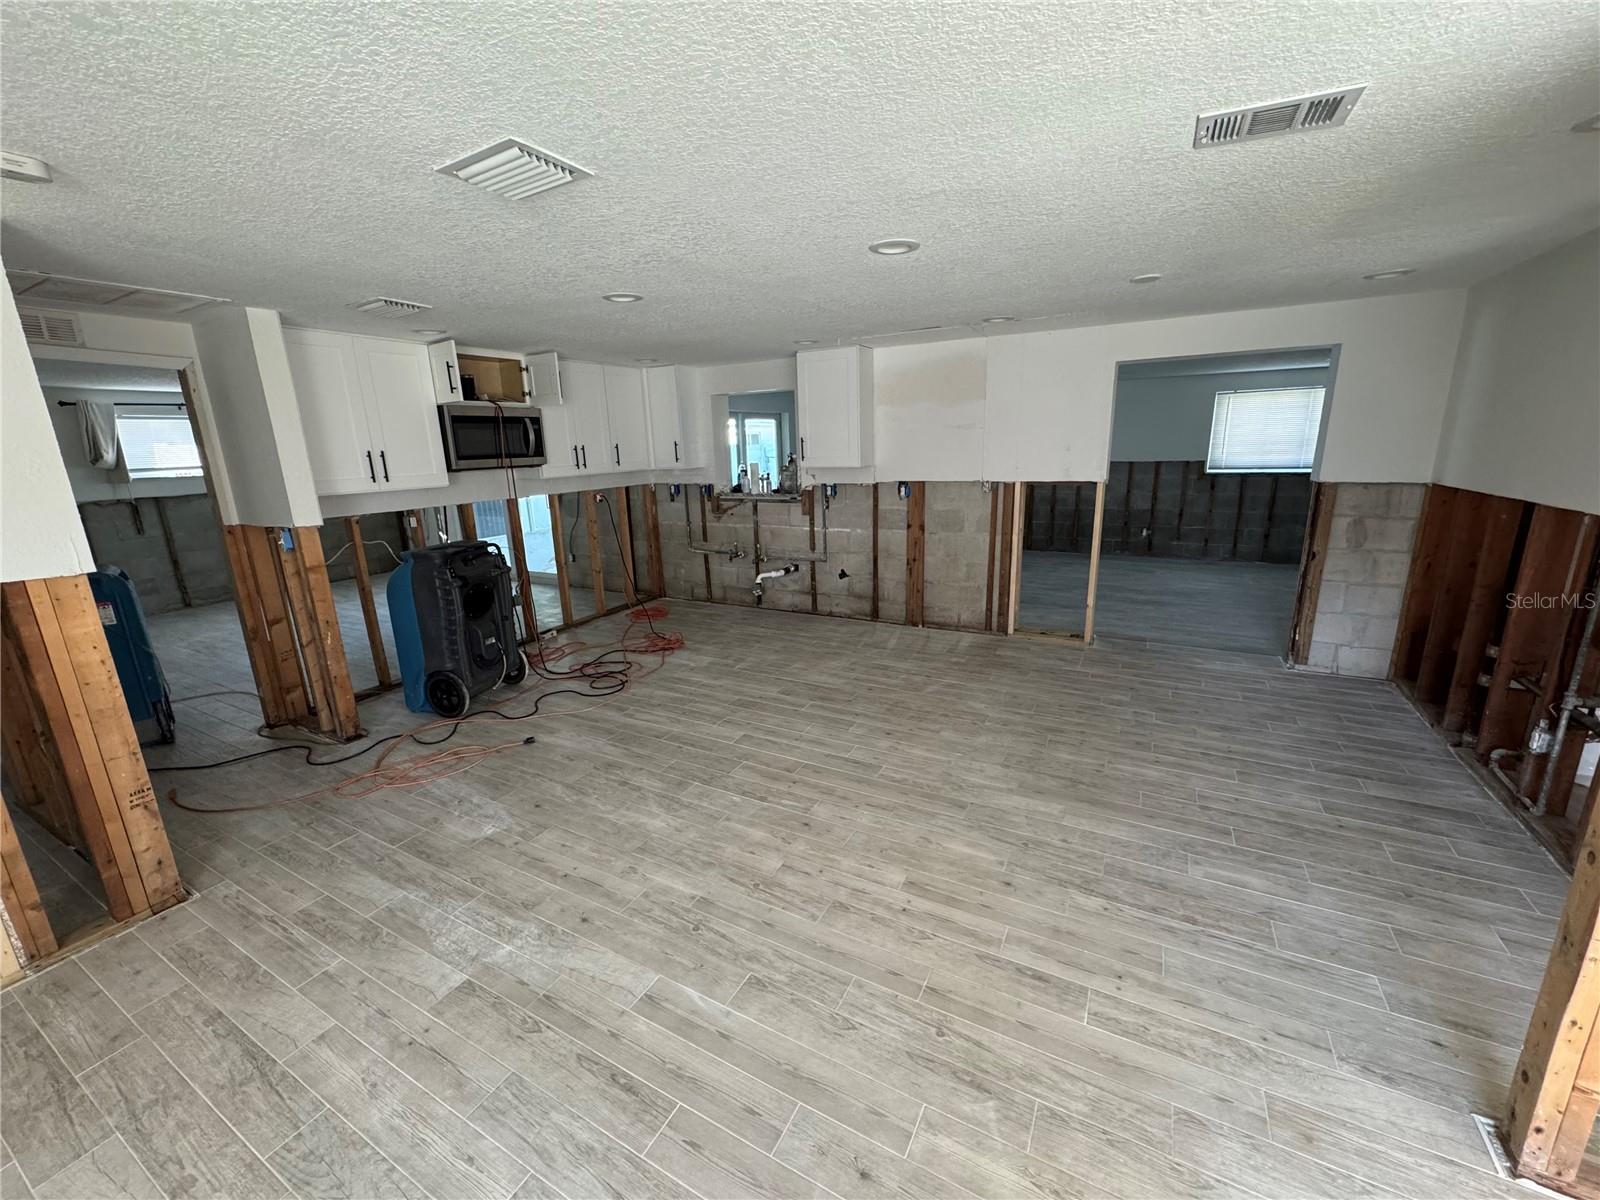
xmin=1304 ymin=482 xmax=1425 ymax=678
xmin=651 ymin=481 xmax=993 ymax=630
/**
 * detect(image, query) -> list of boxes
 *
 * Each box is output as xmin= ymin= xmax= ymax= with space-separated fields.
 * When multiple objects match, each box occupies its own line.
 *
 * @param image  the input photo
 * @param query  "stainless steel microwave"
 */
xmin=437 ymin=402 xmax=545 ymax=471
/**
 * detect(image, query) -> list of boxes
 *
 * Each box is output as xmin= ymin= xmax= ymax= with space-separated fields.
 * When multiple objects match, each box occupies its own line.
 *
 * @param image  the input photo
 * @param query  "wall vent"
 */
xmin=1194 ymin=85 xmax=1367 ymax=148
xmin=350 ymin=296 xmax=433 ymax=318
xmin=436 ymin=138 xmax=592 ymax=200
xmin=17 ymin=308 xmax=83 ymax=346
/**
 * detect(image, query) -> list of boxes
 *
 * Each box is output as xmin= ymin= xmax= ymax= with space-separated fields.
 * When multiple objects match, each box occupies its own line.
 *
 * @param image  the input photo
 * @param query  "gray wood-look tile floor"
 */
xmin=3 ymin=598 xmax=1563 ymax=1199
xmin=1017 ymin=551 xmax=1301 ymax=656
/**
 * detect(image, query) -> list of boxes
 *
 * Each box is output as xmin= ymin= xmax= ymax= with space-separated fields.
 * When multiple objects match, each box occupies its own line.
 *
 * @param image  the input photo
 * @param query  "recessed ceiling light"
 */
xmin=1571 ymin=114 xmax=1600 ymax=133
xmin=1362 ymin=268 xmax=1415 ymax=280
xmin=868 ymin=239 xmax=921 ymax=256
xmin=601 ymin=292 xmax=643 ymax=303
xmin=1129 ymin=273 xmax=1162 ymax=284
xmin=981 ymin=316 xmax=1017 ymax=324
xmin=413 ymin=328 xmax=448 ymax=336
xmin=794 ymin=339 xmax=819 ymax=346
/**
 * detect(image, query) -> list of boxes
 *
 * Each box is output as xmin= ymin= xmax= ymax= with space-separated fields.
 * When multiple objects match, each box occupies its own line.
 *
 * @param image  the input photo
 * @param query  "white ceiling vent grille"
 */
xmin=436 ymin=138 xmax=592 ymax=200
xmin=7 ymin=269 xmax=227 ymax=314
xmin=1194 ymin=85 xmax=1367 ymax=148
xmin=350 ymin=296 xmax=433 ymax=318
xmin=17 ymin=308 xmax=83 ymax=346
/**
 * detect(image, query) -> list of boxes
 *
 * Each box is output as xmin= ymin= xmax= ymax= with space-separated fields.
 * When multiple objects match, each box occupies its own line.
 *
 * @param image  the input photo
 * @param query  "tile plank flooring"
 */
xmin=2 ymin=600 xmax=1563 ymax=1199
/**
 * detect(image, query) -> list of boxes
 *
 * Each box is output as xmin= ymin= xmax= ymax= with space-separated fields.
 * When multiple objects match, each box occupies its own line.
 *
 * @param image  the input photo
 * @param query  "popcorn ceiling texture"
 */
xmin=2 ymin=2 xmax=1596 ymax=362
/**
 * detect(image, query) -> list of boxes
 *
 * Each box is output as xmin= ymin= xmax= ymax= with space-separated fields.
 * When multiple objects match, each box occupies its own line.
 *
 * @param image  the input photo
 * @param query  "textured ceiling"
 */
xmin=31 ymin=358 xmax=182 ymax=391
xmin=2 ymin=1 xmax=1596 ymax=364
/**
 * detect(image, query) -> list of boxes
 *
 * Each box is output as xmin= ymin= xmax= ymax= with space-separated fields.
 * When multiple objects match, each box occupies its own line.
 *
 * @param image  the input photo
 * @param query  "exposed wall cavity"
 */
xmin=652 ymin=481 xmax=995 ymax=631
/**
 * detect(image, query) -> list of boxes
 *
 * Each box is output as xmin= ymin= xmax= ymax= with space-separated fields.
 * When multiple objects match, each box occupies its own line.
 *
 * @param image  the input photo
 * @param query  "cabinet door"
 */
xmin=524 ymin=351 xmax=563 ymax=406
xmin=643 ymin=366 xmax=684 ymax=468
xmin=283 ymin=329 xmax=378 ymax=495
xmin=539 ymin=403 xmax=582 ymax=478
xmin=355 ymin=337 xmax=448 ymax=490
xmin=427 ymin=339 xmax=461 ymax=404
xmin=559 ymin=361 xmax=609 ymax=472
xmin=797 ymin=346 xmax=857 ymax=466
xmin=603 ymin=365 xmax=650 ymax=471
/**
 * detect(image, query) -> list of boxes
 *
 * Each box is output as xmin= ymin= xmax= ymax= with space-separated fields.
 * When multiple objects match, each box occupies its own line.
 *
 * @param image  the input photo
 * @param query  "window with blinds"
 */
xmin=115 ymin=413 xmax=204 ymax=478
xmin=1206 ymin=387 xmax=1325 ymax=473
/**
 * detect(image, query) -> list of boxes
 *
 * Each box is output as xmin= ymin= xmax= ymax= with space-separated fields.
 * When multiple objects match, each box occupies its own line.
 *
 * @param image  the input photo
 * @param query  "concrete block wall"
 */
xmin=79 ymin=497 xmax=231 ymax=615
xmin=1305 ymin=482 xmax=1425 ymax=677
xmin=651 ymin=481 xmax=992 ymax=630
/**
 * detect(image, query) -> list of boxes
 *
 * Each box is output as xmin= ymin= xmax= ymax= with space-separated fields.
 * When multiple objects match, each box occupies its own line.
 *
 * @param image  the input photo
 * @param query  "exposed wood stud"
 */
xmin=456 ymin=502 xmax=479 ymax=541
xmin=584 ymin=491 xmax=607 ymax=616
xmin=698 ymin=489 xmax=715 ymax=602
xmin=344 ymin=517 xmax=394 ymax=688
xmin=984 ymin=485 xmax=999 ymax=632
xmin=905 ymin=482 xmax=926 ymax=628
xmin=1443 ymin=496 xmax=1525 ymax=734
xmin=643 ymin=486 xmax=666 ymax=598
xmin=1391 ymin=485 xmax=1459 ymax=682
xmin=404 ymin=510 xmax=428 ymax=550
xmin=1507 ymin=800 xmax=1600 ymax=1185
xmin=547 ymin=495 xmax=574 ymax=627
xmin=1415 ymin=491 xmax=1489 ymax=706
xmin=504 ymin=499 xmax=540 ymax=638
xmin=612 ymin=488 xmax=637 ymax=604
xmin=1084 ymin=480 xmax=1107 ymax=643
xmin=219 ymin=527 xmax=287 ymax=726
xmin=1 ymin=793 xmax=57 ymax=964
xmin=1288 ymin=482 xmax=1337 ymax=665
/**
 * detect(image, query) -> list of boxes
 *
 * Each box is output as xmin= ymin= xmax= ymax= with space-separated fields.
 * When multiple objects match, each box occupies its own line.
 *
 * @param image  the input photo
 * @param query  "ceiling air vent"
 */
xmin=1194 ymin=85 xmax=1367 ymax=148
xmin=17 ymin=308 xmax=83 ymax=346
xmin=436 ymin=138 xmax=592 ymax=200
xmin=350 ymin=296 xmax=433 ymax=318
xmin=7 ymin=269 xmax=227 ymax=314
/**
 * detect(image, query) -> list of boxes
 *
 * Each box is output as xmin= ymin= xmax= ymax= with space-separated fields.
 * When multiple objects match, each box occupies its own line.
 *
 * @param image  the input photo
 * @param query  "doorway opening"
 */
xmin=1018 ymin=347 xmax=1334 ymax=656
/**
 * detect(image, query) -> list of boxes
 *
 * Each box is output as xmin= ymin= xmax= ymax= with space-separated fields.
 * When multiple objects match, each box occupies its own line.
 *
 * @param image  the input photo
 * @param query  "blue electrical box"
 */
xmin=88 ymin=567 xmax=175 ymax=745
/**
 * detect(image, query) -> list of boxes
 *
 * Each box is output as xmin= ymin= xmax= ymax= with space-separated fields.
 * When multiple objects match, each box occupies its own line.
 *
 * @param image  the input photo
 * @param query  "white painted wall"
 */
xmin=192 ymin=306 xmax=323 ymax=527
xmin=861 ymin=290 xmax=1466 ymax=484
xmin=44 ymin=386 xmax=208 ymax=501
xmin=875 ymin=340 xmax=986 ymax=481
xmin=1 ymin=280 xmax=95 ymax=581
xmin=1110 ymin=367 xmax=1332 ymax=461
xmin=1435 ymin=229 xmax=1600 ymax=514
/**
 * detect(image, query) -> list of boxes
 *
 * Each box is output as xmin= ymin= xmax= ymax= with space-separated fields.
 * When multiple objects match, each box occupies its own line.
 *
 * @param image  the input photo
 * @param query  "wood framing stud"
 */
xmin=905 ymin=482 xmax=926 ymax=628
xmin=1 ymin=793 xmax=56 ymax=971
xmin=547 ymin=495 xmax=575 ymax=627
xmin=1391 ymin=485 xmax=1459 ymax=682
xmin=613 ymin=488 xmax=637 ymax=605
xmin=584 ymin=491 xmax=607 ymax=616
xmin=1508 ymin=801 xmax=1600 ymax=1185
xmin=344 ymin=517 xmax=394 ymax=687
xmin=504 ymin=499 xmax=540 ymax=639
xmin=1289 ymin=483 xmax=1337 ymax=664
xmin=643 ymin=486 xmax=666 ymax=598
xmin=1083 ymin=481 xmax=1106 ymax=643
xmin=457 ymin=502 xmax=479 ymax=541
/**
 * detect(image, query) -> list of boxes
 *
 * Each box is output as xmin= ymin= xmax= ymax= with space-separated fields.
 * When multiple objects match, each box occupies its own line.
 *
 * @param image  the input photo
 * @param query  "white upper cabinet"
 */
xmin=354 ymin=337 xmax=448 ymax=490
xmin=284 ymin=327 xmax=446 ymax=496
xmin=643 ymin=365 xmax=686 ymax=468
xmin=554 ymin=360 xmax=611 ymax=474
xmin=524 ymin=351 xmax=562 ymax=406
xmin=602 ymin=365 xmax=650 ymax=471
xmin=797 ymin=345 xmax=873 ymax=469
xmin=427 ymin=339 xmax=461 ymax=404
xmin=284 ymin=329 xmax=376 ymax=495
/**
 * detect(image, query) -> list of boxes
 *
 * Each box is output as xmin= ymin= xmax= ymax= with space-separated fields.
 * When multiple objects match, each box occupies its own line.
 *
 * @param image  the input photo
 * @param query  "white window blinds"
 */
xmin=1206 ymin=387 xmax=1325 ymax=473
xmin=115 ymin=413 xmax=204 ymax=478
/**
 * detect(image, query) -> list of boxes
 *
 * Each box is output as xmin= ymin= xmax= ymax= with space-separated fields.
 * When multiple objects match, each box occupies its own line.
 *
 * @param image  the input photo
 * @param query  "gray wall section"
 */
xmin=1305 ymin=482 xmax=1425 ymax=678
xmin=1110 ymin=366 xmax=1331 ymax=461
xmin=652 ymin=481 xmax=992 ymax=631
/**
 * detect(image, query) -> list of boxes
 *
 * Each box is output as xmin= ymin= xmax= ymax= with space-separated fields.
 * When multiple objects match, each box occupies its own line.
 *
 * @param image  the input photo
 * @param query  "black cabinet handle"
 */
xmin=580 ymin=445 xmax=587 ymax=469
xmin=572 ymin=444 xmax=579 ymax=469
xmin=520 ymin=364 xmax=531 ymax=400
xmin=614 ymin=442 xmax=620 ymax=466
xmin=380 ymin=450 xmax=389 ymax=482
xmin=366 ymin=450 xmax=376 ymax=482
xmin=673 ymin=439 xmax=679 ymax=463
xmin=446 ymin=361 xmax=457 ymax=393
xmin=801 ymin=437 xmax=807 ymax=460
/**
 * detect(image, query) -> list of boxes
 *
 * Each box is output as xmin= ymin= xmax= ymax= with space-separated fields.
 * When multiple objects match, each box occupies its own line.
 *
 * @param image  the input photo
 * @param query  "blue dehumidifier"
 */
xmin=88 ymin=567 xmax=175 ymax=746
xmin=386 ymin=540 xmax=526 ymax=717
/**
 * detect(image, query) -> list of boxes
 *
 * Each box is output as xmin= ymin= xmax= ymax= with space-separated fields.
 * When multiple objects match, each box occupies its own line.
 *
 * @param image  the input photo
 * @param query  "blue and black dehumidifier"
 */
xmin=88 ymin=566 xmax=175 ymax=746
xmin=386 ymin=540 xmax=526 ymax=717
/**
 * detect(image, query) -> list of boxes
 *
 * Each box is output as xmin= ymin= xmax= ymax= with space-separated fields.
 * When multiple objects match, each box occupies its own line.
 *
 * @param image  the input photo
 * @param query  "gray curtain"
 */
xmin=78 ymin=397 xmax=118 ymax=469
